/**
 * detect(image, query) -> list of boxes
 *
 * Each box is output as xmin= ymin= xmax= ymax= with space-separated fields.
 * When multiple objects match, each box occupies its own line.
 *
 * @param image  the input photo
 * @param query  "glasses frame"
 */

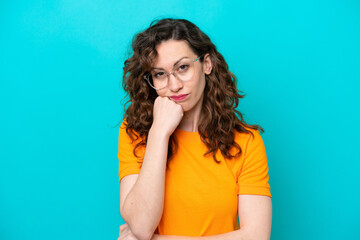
xmin=143 ymin=56 xmax=202 ymax=90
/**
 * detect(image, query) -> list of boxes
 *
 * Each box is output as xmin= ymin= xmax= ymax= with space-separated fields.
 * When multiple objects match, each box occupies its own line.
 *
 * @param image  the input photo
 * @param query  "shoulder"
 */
xmin=235 ymin=127 xmax=271 ymax=197
xmin=118 ymin=119 xmax=143 ymax=145
xmin=234 ymin=127 xmax=264 ymax=150
xmin=118 ymin=120 xmax=146 ymax=160
xmin=118 ymin=119 xmax=146 ymax=160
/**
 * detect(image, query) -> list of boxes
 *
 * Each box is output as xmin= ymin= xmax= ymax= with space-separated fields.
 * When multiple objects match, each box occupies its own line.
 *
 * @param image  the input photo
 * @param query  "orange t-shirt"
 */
xmin=118 ymin=121 xmax=271 ymax=236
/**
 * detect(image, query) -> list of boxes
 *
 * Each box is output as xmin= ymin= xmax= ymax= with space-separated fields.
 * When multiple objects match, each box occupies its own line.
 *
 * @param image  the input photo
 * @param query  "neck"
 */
xmin=177 ymin=96 xmax=203 ymax=132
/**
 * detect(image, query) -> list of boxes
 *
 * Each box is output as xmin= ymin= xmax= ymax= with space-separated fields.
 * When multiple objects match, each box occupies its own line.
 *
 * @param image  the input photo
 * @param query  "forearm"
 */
xmin=152 ymin=229 xmax=247 ymax=240
xmin=121 ymin=128 xmax=169 ymax=239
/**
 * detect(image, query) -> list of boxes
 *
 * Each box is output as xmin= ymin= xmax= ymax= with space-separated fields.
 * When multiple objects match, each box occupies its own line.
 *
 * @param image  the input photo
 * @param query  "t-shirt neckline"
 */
xmin=174 ymin=127 xmax=199 ymax=137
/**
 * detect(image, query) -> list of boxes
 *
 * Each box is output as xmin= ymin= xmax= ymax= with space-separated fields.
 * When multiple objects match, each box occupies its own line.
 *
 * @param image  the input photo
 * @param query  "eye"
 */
xmin=153 ymin=71 xmax=165 ymax=78
xmin=177 ymin=64 xmax=189 ymax=72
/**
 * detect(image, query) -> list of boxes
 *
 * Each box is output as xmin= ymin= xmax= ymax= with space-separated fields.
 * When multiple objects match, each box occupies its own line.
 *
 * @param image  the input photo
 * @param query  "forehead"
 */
xmin=152 ymin=40 xmax=196 ymax=68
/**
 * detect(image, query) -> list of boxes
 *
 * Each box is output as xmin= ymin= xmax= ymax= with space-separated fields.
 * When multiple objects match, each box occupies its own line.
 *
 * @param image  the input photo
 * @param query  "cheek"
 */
xmin=185 ymin=76 xmax=205 ymax=106
xmin=155 ymin=89 xmax=166 ymax=97
xmin=194 ymin=75 xmax=206 ymax=95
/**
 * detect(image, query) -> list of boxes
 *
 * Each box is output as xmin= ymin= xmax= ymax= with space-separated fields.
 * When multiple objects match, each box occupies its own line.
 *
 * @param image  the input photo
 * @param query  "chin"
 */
xmin=179 ymin=103 xmax=191 ymax=112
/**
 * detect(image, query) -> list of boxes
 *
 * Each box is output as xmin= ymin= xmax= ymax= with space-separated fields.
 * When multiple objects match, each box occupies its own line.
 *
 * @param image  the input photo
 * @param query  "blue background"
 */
xmin=1 ymin=0 xmax=359 ymax=239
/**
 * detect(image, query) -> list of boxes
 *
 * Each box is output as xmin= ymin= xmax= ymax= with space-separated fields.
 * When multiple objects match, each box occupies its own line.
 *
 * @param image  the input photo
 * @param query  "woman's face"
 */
xmin=152 ymin=39 xmax=212 ymax=112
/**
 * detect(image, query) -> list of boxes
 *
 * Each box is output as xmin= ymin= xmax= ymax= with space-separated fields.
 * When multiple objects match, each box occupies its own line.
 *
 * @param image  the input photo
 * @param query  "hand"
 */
xmin=151 ymin=96 xmax=184 ymax=137
xmin=117 ymin=223 xmax=139 ymax=240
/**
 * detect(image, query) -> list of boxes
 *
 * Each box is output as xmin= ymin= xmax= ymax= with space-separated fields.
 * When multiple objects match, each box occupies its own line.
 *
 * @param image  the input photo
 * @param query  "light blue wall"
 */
xmin=1 ymin=1 xmax=359 ymax=239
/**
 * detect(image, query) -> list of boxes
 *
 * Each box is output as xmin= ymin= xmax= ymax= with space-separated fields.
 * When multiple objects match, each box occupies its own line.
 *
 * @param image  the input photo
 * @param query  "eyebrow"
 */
xmin=151 ymin=57 xmax=190 ymax=70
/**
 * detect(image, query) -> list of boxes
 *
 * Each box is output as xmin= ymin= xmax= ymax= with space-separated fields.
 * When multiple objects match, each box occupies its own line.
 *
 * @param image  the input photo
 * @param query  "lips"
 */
xmin=170 ymin=94 xmax=189 ymax=101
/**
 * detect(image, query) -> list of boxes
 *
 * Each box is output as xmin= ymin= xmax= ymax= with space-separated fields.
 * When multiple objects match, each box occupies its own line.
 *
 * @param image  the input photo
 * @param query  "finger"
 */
xmin=119 ymin=223 xmax=128 ymax=233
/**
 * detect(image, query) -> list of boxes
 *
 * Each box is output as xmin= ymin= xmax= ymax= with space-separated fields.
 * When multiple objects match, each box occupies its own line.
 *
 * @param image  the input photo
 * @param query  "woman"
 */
xmin=118 ymin=18 xmax=272 ymax=240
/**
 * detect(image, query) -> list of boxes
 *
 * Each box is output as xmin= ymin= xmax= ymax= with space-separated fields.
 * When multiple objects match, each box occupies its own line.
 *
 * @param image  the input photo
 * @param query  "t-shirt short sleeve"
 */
xmin=237 ymin=130 xmax=271 ymax=197
xmin=118 ymin=121 xmax=145 ymax=183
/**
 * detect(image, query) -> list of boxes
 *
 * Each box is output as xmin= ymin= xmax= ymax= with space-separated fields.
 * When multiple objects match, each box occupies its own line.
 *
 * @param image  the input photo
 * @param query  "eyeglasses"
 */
xmin=143 ymin=56 xmax=202 ymax=90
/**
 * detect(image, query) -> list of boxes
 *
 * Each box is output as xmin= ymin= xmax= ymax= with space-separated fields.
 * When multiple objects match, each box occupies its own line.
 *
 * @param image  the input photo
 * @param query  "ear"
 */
xmin=202 ymin=53 xmax=213 ymax=75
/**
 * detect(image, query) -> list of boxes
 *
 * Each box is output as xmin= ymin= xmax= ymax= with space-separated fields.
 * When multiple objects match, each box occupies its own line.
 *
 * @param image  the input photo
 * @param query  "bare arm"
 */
xmin=120 ymin=97 xmax=184 ymax=240
xmin=120 ymin=129 xmax=169 ymax=240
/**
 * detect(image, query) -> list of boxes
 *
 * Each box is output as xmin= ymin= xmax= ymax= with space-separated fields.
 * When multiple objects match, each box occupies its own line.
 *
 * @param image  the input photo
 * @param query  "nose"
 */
xmin=167 ymin=73 xmax=183 ymax=92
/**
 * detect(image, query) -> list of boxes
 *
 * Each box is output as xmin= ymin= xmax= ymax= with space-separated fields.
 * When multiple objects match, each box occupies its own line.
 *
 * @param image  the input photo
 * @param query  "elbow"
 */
xmin=120 ymin=208 xmax=155 ymax=240
xmin=131 ymin=228 xmax=154 ymax=240
xmin=239 ymin=227 xmax=270 ymax=240
xmin=126 ymin=217 xmax=155 ymax=240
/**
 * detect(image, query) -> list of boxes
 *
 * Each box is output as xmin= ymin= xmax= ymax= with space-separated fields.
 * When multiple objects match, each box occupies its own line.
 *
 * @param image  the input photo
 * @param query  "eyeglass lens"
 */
xmin=149 ymin=59 xmax=196 ymax=89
